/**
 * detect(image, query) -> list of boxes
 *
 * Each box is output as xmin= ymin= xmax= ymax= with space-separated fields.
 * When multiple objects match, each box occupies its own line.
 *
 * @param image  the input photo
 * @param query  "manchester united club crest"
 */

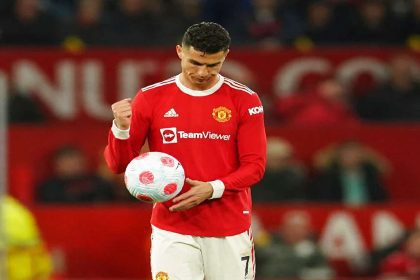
xmin=212 ymin=106 xmax=232 ymax=122
xmin=156 ymin=271 xmax=169 ymax=280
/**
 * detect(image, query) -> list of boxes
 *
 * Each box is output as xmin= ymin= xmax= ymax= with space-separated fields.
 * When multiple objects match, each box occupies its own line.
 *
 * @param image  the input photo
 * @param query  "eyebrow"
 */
xmin=188 ymin=59 xmax=221 ymax=67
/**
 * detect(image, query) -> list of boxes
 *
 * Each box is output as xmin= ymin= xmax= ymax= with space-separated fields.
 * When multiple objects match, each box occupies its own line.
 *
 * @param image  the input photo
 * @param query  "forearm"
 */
xmin=104 ymin=132 xmax=137 ymax=174
xmin=220 ymin=160 xmax=266 ymax=192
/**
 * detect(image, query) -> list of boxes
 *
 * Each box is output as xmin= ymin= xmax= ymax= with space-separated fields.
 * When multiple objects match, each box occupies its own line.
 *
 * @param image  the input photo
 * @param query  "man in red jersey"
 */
xmin=104 ymin=22 xmax=266 ymax=279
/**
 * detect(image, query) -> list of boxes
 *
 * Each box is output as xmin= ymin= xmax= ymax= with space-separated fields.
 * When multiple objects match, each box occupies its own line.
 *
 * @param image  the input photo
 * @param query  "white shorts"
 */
xmin=150 ymin=226 xmax=255 ymax=280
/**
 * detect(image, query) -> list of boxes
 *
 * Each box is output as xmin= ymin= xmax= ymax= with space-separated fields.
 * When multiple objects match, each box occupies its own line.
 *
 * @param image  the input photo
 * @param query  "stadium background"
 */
xmin=2 ymin=0 xmax=420 ymax=279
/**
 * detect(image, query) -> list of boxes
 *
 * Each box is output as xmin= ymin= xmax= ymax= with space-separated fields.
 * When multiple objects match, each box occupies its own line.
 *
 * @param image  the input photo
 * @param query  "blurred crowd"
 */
xmin=269 ymin=53 xmax=420 ymax=124
xmin=250 ymin=135 xmax=420 ymax=279
xmin=2 ymin=0 xmax=420 ymax=48
xmin=252 ymin=209 xmax=420 ymax=279
xmin=253 ymin=137 xmax=390 ymax=205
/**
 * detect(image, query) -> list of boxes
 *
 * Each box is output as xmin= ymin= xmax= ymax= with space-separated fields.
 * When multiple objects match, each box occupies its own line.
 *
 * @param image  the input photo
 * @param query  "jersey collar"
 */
xmin=175 ymin=74 xmax=224 ymax=96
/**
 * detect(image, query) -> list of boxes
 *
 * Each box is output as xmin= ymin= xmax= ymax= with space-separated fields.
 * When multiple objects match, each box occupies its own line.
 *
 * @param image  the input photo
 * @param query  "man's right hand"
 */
xmin=111 ymin=98 xmax=132 ymax=130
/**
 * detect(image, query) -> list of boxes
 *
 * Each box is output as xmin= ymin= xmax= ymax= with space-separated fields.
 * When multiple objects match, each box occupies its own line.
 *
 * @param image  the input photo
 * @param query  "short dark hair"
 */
xmin=182 ymin=22 xmax=231 ymax=54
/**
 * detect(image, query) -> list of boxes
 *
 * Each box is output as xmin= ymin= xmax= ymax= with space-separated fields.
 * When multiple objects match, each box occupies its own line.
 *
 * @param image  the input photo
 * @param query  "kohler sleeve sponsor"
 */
xmin=248 ymin=106 xmax=264 ymax=116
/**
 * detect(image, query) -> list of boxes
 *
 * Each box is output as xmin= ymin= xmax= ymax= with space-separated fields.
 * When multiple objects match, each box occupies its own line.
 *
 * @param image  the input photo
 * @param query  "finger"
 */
xmin=112 ymin=100 xmax=132 ymax=111
xmin=170 ymin=199 xmax=195 ymax=212
xmin=185 ymin=178 xmax=201 ymax=186
xmin=114 ymin=112 xmax=132 ymax=120
xmin=172 ymin=191 xmax=194 ymax=203
xmin=112 ymin=108 xmax=131 ymax=117
xmin=115 ymin=108 xmax=132 ymax=117
xmin=169 ymin=203 xmax=185 ymax=212
xmin=116 ymin=113 xmax=132 ymax=120
xmin=113 ymin=108 xmax=132 ymax=118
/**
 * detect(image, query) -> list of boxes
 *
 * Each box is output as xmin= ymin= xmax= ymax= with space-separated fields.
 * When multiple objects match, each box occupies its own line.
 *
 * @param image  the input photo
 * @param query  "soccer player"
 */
xmin=104 ymin=22 xmax=266 ymax=280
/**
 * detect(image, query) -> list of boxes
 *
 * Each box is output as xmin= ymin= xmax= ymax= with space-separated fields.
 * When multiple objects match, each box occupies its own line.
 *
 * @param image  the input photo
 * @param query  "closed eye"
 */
xmin=188 ymin=59 xmax=221 ymax=68
xmin=189 ymin=59 xmax=203 ymax=66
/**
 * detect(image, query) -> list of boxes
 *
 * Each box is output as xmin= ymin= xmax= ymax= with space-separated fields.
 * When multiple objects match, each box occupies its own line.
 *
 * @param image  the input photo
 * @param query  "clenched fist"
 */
xmin=111 ymin=98 xmax=132 ymax=130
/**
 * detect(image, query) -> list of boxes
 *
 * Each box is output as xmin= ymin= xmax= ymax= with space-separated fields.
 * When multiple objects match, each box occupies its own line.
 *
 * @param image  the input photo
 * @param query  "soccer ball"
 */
xmin=124 ymin=152 xmax=185 ymax=203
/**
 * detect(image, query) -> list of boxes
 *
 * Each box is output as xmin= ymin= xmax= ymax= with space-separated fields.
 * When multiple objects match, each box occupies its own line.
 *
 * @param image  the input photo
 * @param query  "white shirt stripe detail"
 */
xmin=142 ymin=77 xmax=176 ymax=92
xmin=224 ymin=78 xmax=254 ymax=91
xmin=224 ymin=78 xmax=255 ymax=93
xmin=224 ymin=80 xmax=255 ymax=95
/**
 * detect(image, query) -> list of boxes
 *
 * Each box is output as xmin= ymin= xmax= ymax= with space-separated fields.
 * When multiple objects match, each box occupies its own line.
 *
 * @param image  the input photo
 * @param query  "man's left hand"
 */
xmin=169 ymin=178 xmax=213 ymax=212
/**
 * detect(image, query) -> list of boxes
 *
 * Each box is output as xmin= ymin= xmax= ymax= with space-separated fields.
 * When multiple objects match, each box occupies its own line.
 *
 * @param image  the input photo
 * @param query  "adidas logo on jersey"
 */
xmin=164 ymin=108 xmax=179 ymax=118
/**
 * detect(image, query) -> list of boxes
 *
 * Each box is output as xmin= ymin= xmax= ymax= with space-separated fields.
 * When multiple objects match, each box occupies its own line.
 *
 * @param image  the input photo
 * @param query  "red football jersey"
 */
xmin=104 ymin=75 xmax=266 ymax=236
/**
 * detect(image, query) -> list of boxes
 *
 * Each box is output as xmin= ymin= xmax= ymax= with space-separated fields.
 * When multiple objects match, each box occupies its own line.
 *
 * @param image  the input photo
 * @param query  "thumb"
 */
xmin=186 ymin=178 xmax=201 ymax=186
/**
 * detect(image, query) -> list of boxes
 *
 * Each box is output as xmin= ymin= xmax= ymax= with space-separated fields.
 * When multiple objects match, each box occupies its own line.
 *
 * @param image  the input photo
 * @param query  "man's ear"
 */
xmin=176 ymin=45 xmax=183 ymax=59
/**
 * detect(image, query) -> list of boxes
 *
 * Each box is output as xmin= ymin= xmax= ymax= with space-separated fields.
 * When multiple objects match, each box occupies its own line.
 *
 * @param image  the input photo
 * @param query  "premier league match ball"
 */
xmin=124 ymin=152 xmax=185 ymax=203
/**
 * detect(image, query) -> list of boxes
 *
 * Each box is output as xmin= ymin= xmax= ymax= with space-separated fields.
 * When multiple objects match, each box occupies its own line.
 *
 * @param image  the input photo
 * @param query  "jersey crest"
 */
xmin=212 ymin=106 xmax=232 ymax=123
xmin=155 ymin=272 xmax=169 ymax=280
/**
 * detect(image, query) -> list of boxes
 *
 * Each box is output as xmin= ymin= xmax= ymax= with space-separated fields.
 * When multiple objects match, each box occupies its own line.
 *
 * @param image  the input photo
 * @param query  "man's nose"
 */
xmin=197 ymin=66 xmax=209 ymax=76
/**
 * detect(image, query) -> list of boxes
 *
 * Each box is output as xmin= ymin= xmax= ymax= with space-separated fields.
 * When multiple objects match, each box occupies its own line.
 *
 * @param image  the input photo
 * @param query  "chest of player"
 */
xmin=149 ymin=92 xmax=238 ymax=145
